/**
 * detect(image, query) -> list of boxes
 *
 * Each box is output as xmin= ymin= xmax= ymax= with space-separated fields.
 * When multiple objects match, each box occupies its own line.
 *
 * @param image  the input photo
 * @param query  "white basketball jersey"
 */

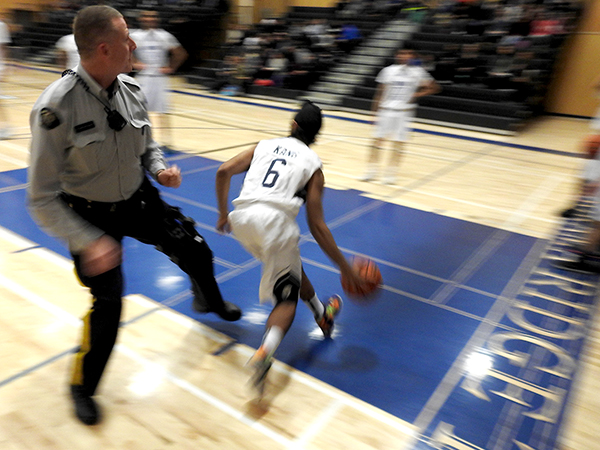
xmin=233 ymin=137 xmax=322 ymax=216
xmin=130 ymin=28 xmax=180 ymax=76
xmin=376 ymin=64 xmax=433 ymax=111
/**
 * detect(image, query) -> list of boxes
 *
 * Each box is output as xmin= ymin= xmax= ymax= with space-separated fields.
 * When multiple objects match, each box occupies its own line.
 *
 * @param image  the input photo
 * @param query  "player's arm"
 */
xmin=371 ymin=82 xmax=384 ymax=113
xmin=305 ymin=169 xmax=365 ymax=292
xmin=167 ymin=45 xmax=188 ymax=74
xmin=215 ymin=145 xmax=256 ymax=233
xmin=413 ymin=79 xmax=441 ymax=101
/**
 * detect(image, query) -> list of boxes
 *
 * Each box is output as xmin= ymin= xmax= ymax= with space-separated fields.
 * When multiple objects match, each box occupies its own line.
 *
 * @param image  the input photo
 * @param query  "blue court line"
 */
xmin=11 ymin=245 xmax=42 ymax=254
xmin=0 ymin=347 xmax=76 ymax=388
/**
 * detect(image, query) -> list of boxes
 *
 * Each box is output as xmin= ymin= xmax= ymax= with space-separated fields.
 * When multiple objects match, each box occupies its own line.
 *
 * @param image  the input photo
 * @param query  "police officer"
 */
xmin=26 ymin=5 xmax=241 ymax=426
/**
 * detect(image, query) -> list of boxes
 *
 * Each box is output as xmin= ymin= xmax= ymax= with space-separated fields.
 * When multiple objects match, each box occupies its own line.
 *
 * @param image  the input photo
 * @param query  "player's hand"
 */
xmin=157 ymin=165 xmax=182 ymax=188
xmin=216 ymin=214 xmax=231 ymax=234
xmin=81 ymin=235 xmax=122 ymax=277
xmin=340 ymin=266 xmax=371 ymax=296
xmin=160 ymin=66 xmax=175 ymax=75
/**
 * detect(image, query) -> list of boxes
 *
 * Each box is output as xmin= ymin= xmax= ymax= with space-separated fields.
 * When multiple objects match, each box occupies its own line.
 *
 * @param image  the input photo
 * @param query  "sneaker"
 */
xmin=382 ymin=175 xmax=397 ymax=185
xmin=70 ymin=385 xmax=100 ymax=425
xmin=317 ymin=295 xmax=343 ymax=338
xmin=247 ymin=348 xmax=273 ymax=397
xmin=191 ymin=280 xmax=242 ymax=321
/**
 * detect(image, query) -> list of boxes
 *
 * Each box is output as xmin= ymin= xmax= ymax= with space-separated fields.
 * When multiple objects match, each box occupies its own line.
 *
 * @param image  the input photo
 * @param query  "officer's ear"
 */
xmin=98 ymin=42 xmax=110 ymax=58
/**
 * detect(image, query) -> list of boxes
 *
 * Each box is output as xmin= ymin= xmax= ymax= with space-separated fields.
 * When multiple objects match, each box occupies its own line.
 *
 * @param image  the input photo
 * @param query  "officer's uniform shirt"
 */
xmin=232 ymin=136 xmax=322 ymax=217
xmin=376 ymin=63 xmax=433 ymax=111
xmin=27 ymin=64 xmax=167 ymax=253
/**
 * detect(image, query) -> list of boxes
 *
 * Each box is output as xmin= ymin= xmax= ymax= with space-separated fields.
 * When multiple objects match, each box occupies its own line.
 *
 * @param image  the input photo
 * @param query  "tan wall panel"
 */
xmin=547 ymin=32 xmax=600 ymax=117
xmin=578 ymin=0 xmax=600 ymax=33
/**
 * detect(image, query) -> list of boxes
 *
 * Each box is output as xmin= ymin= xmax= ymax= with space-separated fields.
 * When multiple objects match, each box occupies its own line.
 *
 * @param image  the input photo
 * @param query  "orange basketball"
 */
xmin=341 ymin=257 xmax=382 ymax=301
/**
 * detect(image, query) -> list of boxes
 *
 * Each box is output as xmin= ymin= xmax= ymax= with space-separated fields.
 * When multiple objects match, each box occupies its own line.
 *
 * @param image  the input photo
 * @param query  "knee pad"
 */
xmin=273 ymin=272 xmax=300 ymax=305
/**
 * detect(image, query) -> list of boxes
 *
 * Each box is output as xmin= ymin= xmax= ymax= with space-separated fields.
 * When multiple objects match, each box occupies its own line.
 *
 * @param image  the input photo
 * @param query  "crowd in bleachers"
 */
xmin=405 ymin=0 xmax=582 ymax=110
xmin=7 ymin=0 xmax=583 ymax=113
xmin=210 ymin=1 xmax=423 ymax=94
xmin=210 ymin=0 xmax=581 ymax=104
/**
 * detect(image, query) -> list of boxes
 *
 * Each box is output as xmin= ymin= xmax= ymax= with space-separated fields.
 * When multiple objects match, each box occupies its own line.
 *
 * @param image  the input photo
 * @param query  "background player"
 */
xmin=361 ymin=47 xmax=440 ymax=184
xmin=131 ymin=10 xmax=188 ymax=153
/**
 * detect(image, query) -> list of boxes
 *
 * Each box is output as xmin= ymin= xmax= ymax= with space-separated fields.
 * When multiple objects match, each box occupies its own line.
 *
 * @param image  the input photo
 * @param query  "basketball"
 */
xmin=341 ymin=257 xmax=382 ymax=300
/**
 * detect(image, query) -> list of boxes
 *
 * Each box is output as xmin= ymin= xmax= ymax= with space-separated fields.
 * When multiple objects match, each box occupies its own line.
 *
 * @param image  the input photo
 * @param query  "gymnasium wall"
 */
xmin=546 ymin=0 xmax=600 ymax=117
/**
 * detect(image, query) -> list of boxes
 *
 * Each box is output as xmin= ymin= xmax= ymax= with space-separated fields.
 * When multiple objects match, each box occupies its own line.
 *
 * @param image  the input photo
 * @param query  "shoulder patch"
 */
xmin=40 ymin=108 xmax=61 ymax=130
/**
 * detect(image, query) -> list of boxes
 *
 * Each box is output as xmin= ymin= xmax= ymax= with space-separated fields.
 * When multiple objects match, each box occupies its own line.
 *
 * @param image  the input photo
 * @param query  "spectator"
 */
xmin=336 ymin=23 xmax=362 ymax=54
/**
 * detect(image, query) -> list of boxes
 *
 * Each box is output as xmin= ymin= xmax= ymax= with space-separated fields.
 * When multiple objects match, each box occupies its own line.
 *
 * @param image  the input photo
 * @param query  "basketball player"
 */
xmin=130 ymin=10 xmax=187 ymax=152
xmin=215 ymin=101 xmax=368 ymax=394
xmin=56 ymin=33 xmax=80 ymax=70
xmin=0 ymin=17 xmax=11 ymax=139
xmin=361 ymin=47 xmax=440 ymax=184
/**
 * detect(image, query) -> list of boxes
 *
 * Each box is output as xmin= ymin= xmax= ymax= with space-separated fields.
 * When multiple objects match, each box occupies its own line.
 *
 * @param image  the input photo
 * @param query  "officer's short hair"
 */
xmin=74 ymin=5 xmax=123 ymax=59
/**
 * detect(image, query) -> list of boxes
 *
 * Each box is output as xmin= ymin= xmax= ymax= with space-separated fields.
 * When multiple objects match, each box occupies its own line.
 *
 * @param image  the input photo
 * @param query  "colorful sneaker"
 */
xmin=247 ymin=348 xmax=273 ymax=397
xmin=317 ymin=295 xmax=343 ymax=338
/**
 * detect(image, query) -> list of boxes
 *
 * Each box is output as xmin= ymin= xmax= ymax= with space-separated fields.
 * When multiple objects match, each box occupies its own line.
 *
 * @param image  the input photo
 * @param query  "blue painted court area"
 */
xmin=2 ymin=153 xmax=597 ymax=450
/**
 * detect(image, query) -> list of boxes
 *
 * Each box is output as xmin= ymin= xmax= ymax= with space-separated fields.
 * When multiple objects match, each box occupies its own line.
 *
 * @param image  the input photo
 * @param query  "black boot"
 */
xmin=192 ymin=280 xmax=242 ymax=321
xmin=70 ymin=385 xmax=100 ymax=425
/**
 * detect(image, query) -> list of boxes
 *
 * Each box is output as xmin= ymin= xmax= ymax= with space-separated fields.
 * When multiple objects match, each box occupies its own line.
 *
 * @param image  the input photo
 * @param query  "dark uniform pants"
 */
xmin=63 ymin=177 xmax=223 ymax=395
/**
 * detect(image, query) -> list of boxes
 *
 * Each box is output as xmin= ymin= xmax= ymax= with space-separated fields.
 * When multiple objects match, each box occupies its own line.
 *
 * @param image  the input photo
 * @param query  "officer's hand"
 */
xmin=81 ymin=235 xmax=122 ymax=277
xmin=157 ymin=165 xmax=182 ymax=188
xmin=216 ymin=214 xmax=231 ymax=234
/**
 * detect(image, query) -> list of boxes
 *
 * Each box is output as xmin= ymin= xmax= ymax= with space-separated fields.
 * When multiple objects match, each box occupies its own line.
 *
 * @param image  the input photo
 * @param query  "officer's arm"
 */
xmin=27 ymin=106 xmax=104 ymax=252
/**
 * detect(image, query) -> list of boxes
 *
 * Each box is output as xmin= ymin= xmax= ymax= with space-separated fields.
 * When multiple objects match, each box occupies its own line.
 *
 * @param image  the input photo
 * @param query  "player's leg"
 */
xmin=382 ymin=110 xmax=411 ymax=184
xmin=361 ymin=137 xmax=383 ymax=181
xmin=300 ymin=267 xmax=342 ymax=338
xmin=362 ymin=109 xmax=389 ymax=181
xmin=249 ymin=271 xmax=300 ymax=395
xmin=382 ymin=140 xmax=405 ymax=185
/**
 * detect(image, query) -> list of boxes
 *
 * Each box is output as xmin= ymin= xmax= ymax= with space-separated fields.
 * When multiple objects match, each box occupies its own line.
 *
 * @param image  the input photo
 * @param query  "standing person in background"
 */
xmin=27 ymin=5 xmax=241 ymax=426
xmin=56 ymin=33 xmax=80 ymax=70
xmin=0 ymin=17 xmax=11 ymax=139
xmin=130 ymin=10 xmax=188 ymax=153
xmin=215 ymin=101 xmax=369 ymax=395
xmin=361 ymin=47 xmax=440 ymax=184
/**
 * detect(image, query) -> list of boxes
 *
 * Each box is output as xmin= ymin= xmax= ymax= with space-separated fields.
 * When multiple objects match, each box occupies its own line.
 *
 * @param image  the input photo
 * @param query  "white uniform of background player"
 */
xmin=130 ymin=10 xmax=187 ymax=151
xmin=362 ymin=48 xmax=439 ymax=184
xmin=0 ymin=19 xmax=11 ymax=138
xmin=55 ymin=33 xmax=80 ymax=70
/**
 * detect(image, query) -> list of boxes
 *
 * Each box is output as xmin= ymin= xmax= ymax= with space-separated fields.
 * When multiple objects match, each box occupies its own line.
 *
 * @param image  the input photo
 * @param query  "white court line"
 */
xmin=1 ymin=225 xmax=415 ymax=446
xmin=502 ymin=174 xmax=565 ymax=229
